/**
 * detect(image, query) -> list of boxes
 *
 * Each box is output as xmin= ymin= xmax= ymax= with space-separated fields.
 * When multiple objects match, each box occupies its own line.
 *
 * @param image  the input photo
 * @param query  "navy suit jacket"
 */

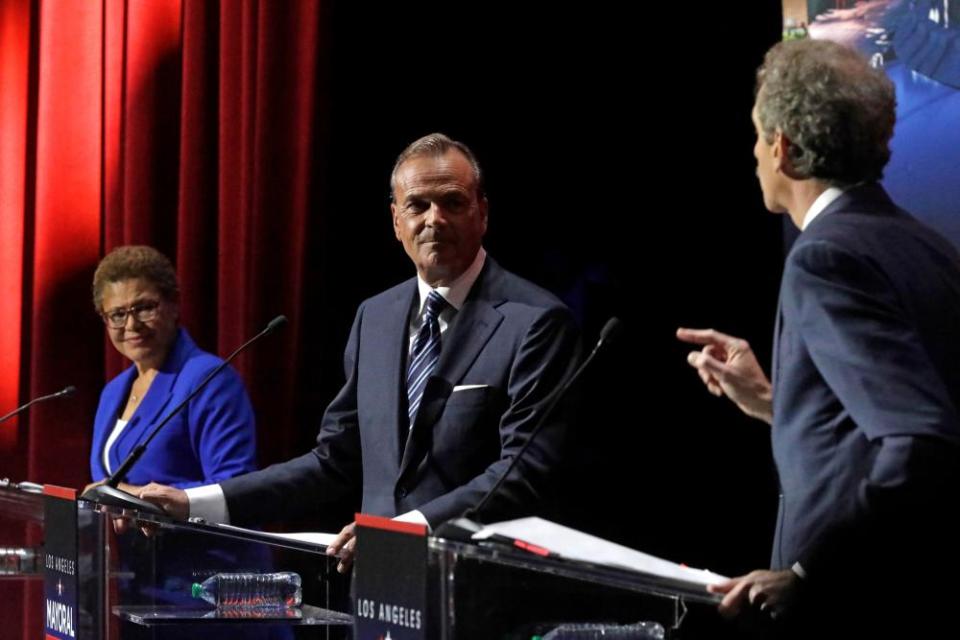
xmin=90 ymin=328 xmax=258 ymax=488
xmin=221 ymin=257 xmax=579 ymax=528
xmin=771 ymin=184 xmax=960 ymax=584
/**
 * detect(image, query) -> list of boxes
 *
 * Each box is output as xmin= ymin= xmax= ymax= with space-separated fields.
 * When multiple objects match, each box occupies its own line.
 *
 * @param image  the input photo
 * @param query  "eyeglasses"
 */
xmin=101 ymin=300 xmax=162 ymax=328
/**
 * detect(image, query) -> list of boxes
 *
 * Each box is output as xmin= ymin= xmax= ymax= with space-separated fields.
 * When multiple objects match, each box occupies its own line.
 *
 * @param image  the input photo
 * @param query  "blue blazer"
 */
xmin=221 ymin=257 xmax=579 ymax=528
xmin=90 ymin=328 xmax=258 ymax=488
xmin=771 ymin=184 xmax=960 ymax=579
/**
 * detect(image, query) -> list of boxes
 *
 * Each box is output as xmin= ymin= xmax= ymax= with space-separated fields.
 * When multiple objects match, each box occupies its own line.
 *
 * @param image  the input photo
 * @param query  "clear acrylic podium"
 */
xmin=78 ymin=498 xmax=353 ymax=639
xmin=0 ymin=480 xmax=44 ymax=578
xmin=427 ymin=536 xmax=703 ymax=639
xmin=8 ymin=486 xmax=727 ymax=639
xmin=353 ymin=514 xmax=726 ymax=640
xmin=1 ymin=479 xmax=46 ymax=637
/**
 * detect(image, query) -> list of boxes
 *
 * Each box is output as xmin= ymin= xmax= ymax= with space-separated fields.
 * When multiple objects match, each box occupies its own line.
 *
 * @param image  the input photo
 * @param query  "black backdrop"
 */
xmin=296 ymin=2 xmax=785 ymax=577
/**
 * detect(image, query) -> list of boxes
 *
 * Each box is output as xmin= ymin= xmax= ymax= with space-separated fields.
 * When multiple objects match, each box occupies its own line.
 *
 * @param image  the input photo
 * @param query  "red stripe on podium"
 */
xmin=355 ymin=512 xmax=427 ymax=536
xmin=43 ymin=484 xmax=76 ymax=500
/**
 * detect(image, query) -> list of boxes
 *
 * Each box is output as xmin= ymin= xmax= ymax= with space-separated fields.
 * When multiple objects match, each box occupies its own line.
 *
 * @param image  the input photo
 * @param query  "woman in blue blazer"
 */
xmin=88 ymin=245 xmax=257 ymax=490
xmin=88 ymin=247 xmax=274 ymax=637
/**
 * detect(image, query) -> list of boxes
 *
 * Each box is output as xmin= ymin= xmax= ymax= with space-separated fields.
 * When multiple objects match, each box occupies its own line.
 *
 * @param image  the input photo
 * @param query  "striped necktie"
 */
xmin=406 ymin=290 xmax=447 ymax=425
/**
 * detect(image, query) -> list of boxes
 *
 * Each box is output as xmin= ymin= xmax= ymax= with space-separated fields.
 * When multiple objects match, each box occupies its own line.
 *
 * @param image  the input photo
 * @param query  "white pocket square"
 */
xmin=452 ymin=384 xmax=489 ymax=392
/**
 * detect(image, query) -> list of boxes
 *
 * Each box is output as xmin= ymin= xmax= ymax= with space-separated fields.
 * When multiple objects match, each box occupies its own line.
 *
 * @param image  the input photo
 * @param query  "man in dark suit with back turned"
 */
xmin=678 ymin=39 xmax=960 ymax=636
xmin=135 ymin=133 xmax=579 ymax=573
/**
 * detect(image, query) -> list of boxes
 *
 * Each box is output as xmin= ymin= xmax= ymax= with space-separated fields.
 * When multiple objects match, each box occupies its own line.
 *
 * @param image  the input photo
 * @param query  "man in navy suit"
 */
xmin=678 ymin=40 xmax=960 ymax=635
xmin=137 ymin=133 xmax=579 ymax=572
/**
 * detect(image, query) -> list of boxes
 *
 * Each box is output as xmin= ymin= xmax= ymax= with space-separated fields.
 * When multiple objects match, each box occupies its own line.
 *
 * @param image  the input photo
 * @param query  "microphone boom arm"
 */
xmin=80 ymin=316 xmax=288 ymax=515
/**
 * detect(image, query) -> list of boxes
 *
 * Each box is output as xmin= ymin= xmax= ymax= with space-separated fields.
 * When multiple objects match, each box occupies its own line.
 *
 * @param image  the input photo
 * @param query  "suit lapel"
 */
xmin=375 ymin=281 xmax=417 ymax=468
xmin=97 ymin=367 xmax=136 ymax=474
xmin=109 ymin=370 xmax=176 ymax=472
xmin=398 ymin=261 xmax=505 ymax=482
xmin=431 ymin=300 xmax=502 ymax=391
xmin=109 ymin=330 xmax=188 ymax=470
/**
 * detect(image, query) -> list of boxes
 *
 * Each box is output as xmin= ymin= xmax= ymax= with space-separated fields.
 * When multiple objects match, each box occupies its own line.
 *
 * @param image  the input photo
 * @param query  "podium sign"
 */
xmin=353 ymin=513 xmax=428 ymax=640
xmin=43 ymin=485 xmax=79 ymax=640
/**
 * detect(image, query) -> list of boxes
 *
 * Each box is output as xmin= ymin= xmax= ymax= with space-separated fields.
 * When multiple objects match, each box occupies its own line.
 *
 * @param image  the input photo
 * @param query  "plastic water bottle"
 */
xmin=191 ymin=572 xmax=302 ymax=609
xmin=538 ymin=621 xmax=666 ymax=639
xmin=0 ymin=547 xmax=40 ymax=576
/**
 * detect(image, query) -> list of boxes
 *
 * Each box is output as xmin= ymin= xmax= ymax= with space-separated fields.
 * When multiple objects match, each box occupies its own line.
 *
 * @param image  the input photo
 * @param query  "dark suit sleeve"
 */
xmin=220 ymin=306 xmax=365 ymax=526
xmin=416 ymin=306 xmax=580 ymax=526
xmin=785 ymin=240 xmax=960 ymax=575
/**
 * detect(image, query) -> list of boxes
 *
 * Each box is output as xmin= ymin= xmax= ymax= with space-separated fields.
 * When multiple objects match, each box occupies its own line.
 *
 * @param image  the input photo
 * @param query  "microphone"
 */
xmin=0 ymin=385 xmax=77 ymax=424
xmin=439 ymin=317 xmax=623 ymax=539
xmin=81 ymin=315 xmax=288 ymax=515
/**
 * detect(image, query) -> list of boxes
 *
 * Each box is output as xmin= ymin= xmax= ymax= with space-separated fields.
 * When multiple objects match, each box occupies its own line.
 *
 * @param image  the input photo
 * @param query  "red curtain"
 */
xmin=0 ymin=1 xmax=323 ymax=637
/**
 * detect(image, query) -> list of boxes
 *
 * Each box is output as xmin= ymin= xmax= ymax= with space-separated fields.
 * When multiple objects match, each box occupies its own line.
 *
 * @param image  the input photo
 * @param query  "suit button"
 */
xmin=397 ymin=487 xmax=408 ymax=498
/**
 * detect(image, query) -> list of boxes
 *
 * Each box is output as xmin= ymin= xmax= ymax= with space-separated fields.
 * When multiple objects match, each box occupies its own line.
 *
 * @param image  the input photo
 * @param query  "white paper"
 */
xmin=267 ymin=531 xmax=339 ymax=546
xmin=214 ymin=523 xmax=337 ymax=547
xmin=473 ymin=517 xmax=727 ymax=587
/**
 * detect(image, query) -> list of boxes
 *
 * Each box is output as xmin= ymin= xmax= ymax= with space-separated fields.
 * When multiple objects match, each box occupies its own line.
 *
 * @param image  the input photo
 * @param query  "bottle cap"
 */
xmin=191 ymin=583 xmax=203 ymax=599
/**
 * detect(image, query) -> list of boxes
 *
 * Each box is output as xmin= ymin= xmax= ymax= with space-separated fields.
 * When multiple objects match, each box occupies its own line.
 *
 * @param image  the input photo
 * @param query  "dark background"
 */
xmin=300 ymin=2 xmax=785 ymax=575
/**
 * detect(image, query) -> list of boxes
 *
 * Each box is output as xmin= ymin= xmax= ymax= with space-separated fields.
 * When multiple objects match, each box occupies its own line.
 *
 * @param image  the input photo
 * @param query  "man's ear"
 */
xmin=478 ymin=195 xmax=489 ymax=235
xmin=390 ymin=202 xmax=402 ymax=241
xmin=774 ymin=129 xmax=803 ymax=179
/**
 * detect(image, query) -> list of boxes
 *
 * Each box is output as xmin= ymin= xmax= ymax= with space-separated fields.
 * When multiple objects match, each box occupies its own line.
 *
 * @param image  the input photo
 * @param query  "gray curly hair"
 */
xmin=755 ymin=39 xmax=896 ymax=187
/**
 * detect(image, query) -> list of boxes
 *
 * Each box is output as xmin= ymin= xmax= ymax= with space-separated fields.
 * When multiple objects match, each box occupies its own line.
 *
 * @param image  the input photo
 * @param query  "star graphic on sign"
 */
xmin=57 ymin=579 xmax=63 ymax=596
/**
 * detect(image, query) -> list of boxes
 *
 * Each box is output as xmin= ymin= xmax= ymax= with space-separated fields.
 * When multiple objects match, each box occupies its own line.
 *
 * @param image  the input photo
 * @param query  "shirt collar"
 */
xmin=802 ymin=186 xmax=846 ymax=230
xmin=415 ymin=247 xmax=486 ymax=313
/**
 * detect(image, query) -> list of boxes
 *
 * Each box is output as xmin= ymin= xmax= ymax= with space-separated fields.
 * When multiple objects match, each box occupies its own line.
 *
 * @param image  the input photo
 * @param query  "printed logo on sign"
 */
xmin=44 ymin=490 xmax=80 ymax=640
xmin=356 ymin=598 xmax=423 ymax=630
xmin=45 ymin=554 xmax=77 ymax=639
xmin=45 ymin=600 xmax=75 ymax=638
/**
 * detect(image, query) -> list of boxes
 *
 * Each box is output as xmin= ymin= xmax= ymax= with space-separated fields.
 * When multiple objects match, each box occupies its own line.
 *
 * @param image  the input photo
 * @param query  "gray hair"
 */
xmin=755 ymin=39 xmax=896 ymax=187
xmin=389 ymin=133 xmax=484 ymax=197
